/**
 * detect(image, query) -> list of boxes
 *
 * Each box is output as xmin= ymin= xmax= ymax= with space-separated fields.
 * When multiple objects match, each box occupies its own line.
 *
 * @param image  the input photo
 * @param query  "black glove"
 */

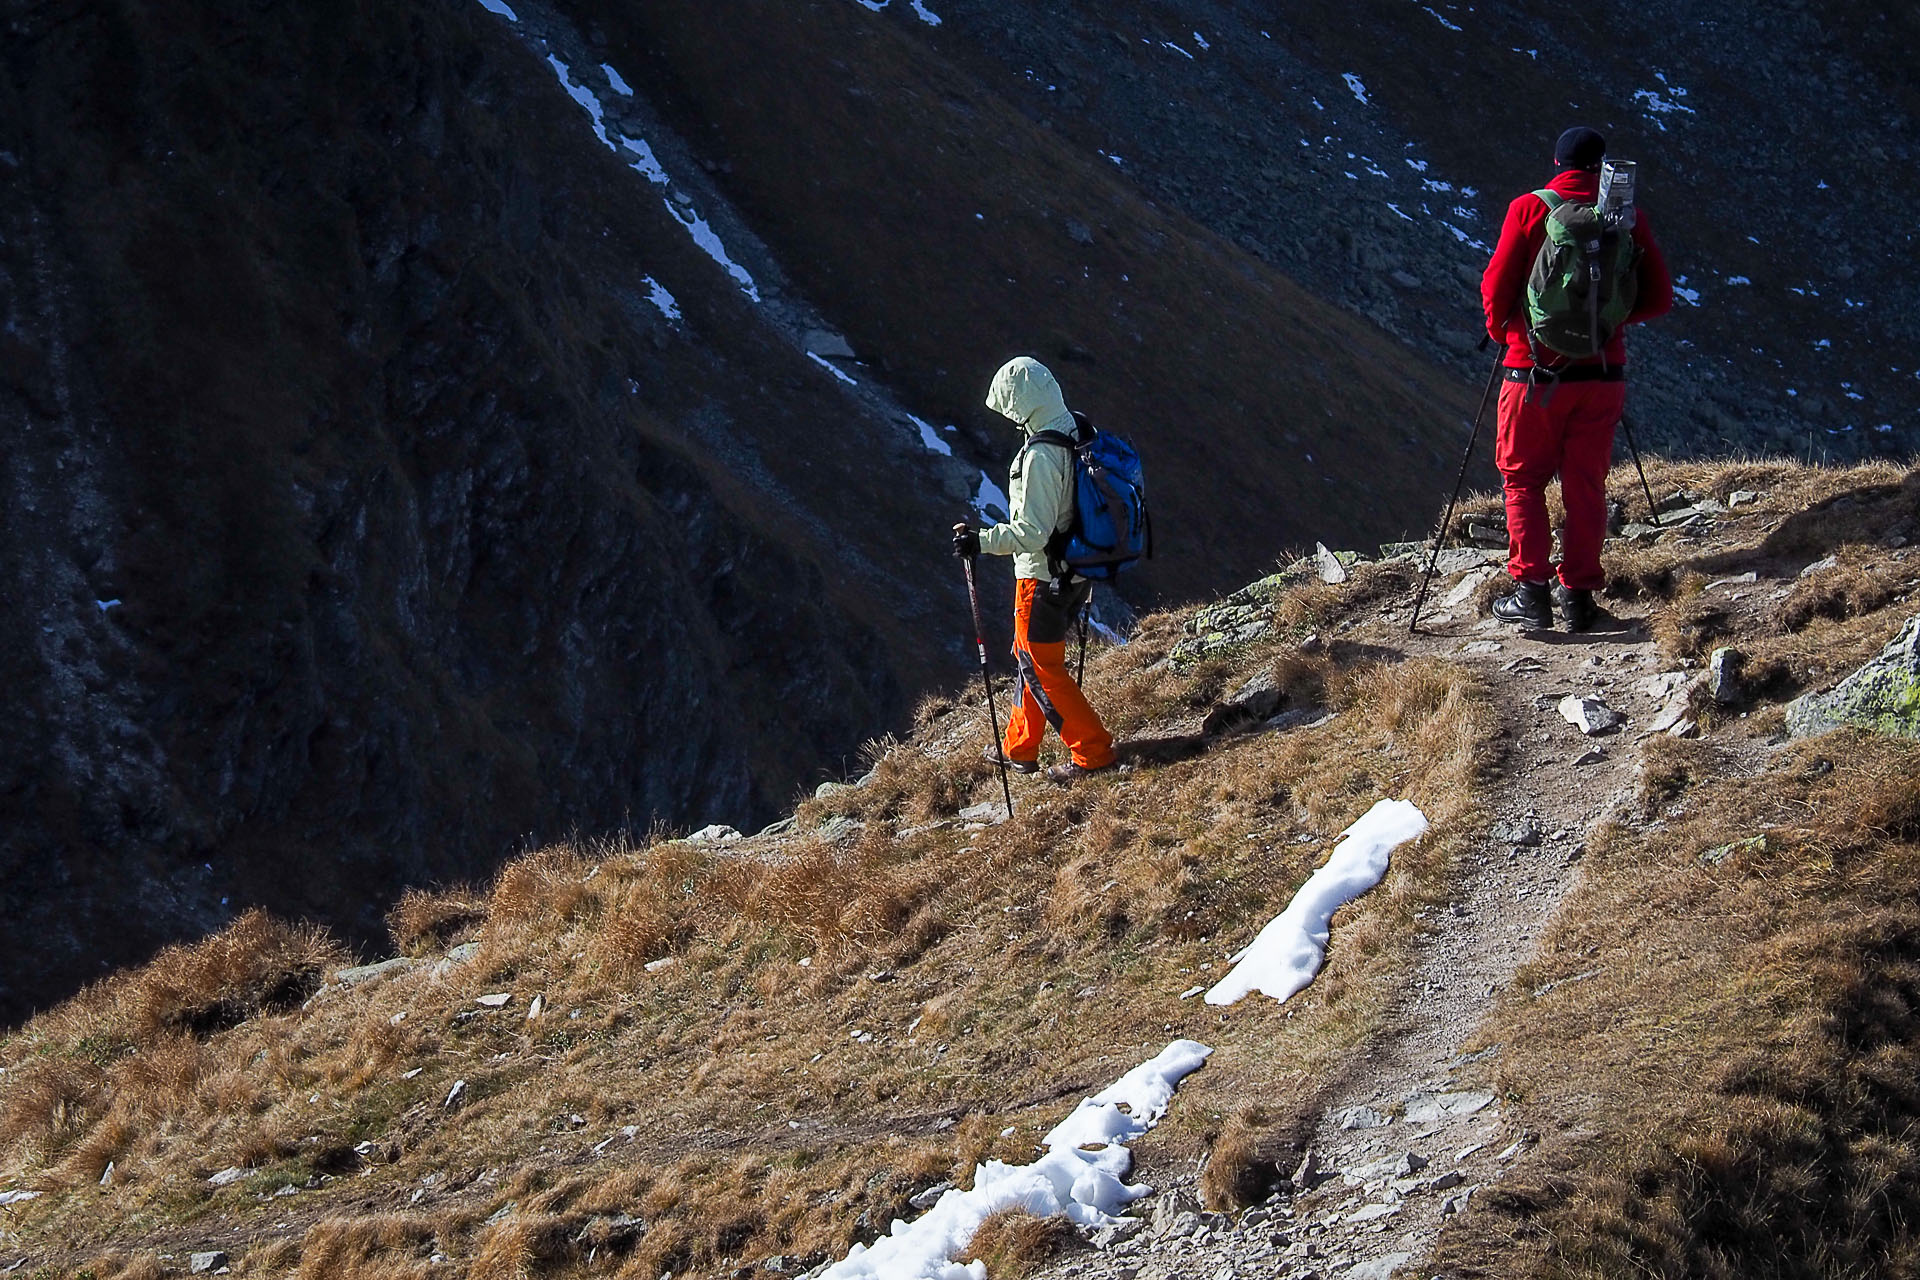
xmin=951 ymin=521 xmax=980 ymax=559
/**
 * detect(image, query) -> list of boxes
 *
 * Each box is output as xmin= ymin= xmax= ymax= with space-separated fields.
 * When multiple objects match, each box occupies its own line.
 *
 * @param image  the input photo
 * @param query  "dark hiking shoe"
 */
xmin=1045 ymin=760 xmax=1116 ymax=785
xmin=1493 ymin=580 xmax=1553 ymax=628
xmin=1552 ymin=584 xmax=1600 ymax=632
xmin=982 ymin=746 xmax=1039 ymax=775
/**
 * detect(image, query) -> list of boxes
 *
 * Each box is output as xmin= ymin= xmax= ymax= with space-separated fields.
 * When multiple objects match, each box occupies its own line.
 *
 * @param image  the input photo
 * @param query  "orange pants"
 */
xmin=1003 ymin=578 xmax=1115 ymax=769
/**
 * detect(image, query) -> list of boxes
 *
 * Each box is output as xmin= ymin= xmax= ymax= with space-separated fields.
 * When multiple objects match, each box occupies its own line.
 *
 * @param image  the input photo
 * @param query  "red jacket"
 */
xmin=1480 ymin=168 xmax=1673 ymax=370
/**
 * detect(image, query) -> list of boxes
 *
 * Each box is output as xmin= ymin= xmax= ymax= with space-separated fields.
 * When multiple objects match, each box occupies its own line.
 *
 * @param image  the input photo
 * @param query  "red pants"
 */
xmin=1494 ymin=379 xmax=1625 ymax=591
xmin=1004 ymin=578 xmax=1115 ymax=769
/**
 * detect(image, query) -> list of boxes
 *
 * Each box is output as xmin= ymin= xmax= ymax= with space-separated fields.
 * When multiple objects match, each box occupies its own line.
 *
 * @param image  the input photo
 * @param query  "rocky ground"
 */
xmin=1013 ymin=478 xmax=1912 ymax=1280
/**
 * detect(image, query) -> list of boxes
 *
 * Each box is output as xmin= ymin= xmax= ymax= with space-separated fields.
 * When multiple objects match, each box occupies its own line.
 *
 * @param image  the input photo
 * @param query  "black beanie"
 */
xmin=1554 ymin=126 xmax=1607 ymax=172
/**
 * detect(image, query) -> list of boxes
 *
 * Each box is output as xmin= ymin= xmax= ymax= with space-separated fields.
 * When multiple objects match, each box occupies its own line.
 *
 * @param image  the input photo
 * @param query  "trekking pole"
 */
xmin=961 ymin=553 xmax=1015 ymax=820
xmin=1076 ymin=599 xmax=1089 ymax=685
xmin=1409 ymin=346 xmax=1505 ymax=634
xmin=1619 ymin=414 xmax=1661 ymax=527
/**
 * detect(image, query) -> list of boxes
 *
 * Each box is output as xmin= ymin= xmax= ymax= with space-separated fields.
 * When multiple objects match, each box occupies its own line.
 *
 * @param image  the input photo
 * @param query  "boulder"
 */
xmin=1787 ymin=615 xmax=1920 ymax=740
xmin=1707 ymin=647 xmax=1744 ymax=705
xmin=189 ymin=1253 xmax=231 ymax=1275
xmin=1314 ymin=542 xmax=1351 ymax=584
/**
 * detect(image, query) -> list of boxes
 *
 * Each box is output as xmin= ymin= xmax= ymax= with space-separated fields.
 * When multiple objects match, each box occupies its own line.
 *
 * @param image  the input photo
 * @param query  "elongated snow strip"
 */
xmin=822 ymin=1040 xmax=1212 ymax=1280
xmin=1205 ymin=799 xmax=1430 ymax=1006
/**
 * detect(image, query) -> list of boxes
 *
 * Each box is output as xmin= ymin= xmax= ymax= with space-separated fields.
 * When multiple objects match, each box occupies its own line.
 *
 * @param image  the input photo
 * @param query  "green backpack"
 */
xmin=1524 ymin=190 xmax=1641 ymax=361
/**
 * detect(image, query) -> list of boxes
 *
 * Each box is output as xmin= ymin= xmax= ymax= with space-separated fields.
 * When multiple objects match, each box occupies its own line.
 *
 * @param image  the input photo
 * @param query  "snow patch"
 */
xmin=643 ymin=277 xmax=680 ymax=322
xmin=907 ymin=414 xmax=953 ymax=457
xmin=910 ymin=0 xmax=942 ymax=24
xmin=546 ymin=56 xmax=616 ymax=150
xmin=808 ymin=352 xmax=859 ymax=386
xmin=973 ymin=472 xmax=1010 ymax=522
xmin=1206 ymin=800 xmax=1429 ymax=1006
xmin=1420 ymin=5 xmax=1463 ymax=31
xmin=1192 ymin=31 xmax=1210 ymax=50
xmin=474 ymin=0 xmax=518 ymax=19
xmin=1162 ymin=42 xmax=1195 ymax=60
xmin=1343 ymin=73 xmax=1370 ymax=104
xmin=602 ymin=63 xmax=634 ymax=96
xmin=822 ymin=1041 xmax=1212 ymax=1280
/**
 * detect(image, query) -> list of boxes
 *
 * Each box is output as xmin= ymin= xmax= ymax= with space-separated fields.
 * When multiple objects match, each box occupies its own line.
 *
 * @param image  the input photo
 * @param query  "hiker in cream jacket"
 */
xmin=952 ymin=357 xmax=1116 ymax=782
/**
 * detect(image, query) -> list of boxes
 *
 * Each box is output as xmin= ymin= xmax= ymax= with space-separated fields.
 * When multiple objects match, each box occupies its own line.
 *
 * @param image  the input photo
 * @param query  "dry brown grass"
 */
xmin=1433 ymin=732 xmax=1920 ymax=1278
xmin=1199 ymin=1105 xmax=1289 ymax=1210
xmin=959 ymin=1208 xmax=1081 ymax=1277
xmin=385 ymin=887 xmax=488 ymax=957
xmin=0 ymin=520 xmax=1501 ymax=1276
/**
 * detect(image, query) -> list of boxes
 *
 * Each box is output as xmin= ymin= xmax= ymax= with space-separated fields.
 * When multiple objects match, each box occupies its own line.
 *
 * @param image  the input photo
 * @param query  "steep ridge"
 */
xmin=0 ymin=0 xmax=1492 ymax=1021
xmin=4 ymin=458 xmax=1916 ymax=1278
xmin=0 ymin=0 xmax=960 ymax=1020
xmin=568 ymin=0 xmax=1479 ymax=598
xmin=907 ymin=0 xmax=1920 ymax=461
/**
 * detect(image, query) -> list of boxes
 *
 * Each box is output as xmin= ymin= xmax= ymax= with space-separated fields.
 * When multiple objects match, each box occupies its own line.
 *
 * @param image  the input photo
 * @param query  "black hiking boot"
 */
xmin=1045 ymin=760 xmax=1116 ymax=785
xmin=1492 ymin=579 xmax=1553 ymax=629
xmin=1552 ymin=584 xmax=1600 ymax=632
xmin=982 ymin=745 xmax=1038 ymax=775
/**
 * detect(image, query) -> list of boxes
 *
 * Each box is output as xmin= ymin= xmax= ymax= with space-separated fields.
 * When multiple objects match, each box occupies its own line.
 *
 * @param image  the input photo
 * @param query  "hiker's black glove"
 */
xmin=951 ymin=521 xmax=980 ymax=559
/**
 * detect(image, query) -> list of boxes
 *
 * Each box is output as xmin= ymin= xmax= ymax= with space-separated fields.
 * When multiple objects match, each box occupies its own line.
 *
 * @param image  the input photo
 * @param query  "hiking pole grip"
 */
xmin=1410 ymin=350 xmax=1505 ymax=634
xmin=961 ymin=556 xmax=1015 ymax=820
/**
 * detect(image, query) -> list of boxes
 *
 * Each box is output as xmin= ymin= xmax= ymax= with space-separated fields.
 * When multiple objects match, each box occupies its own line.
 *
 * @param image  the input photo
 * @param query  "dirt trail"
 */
xmin=1044 ymin=594 xmax=1688 ymax=1280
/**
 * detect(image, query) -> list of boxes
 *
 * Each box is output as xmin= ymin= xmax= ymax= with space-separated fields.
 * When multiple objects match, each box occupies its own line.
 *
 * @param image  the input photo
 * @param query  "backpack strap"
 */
xmin=1533 ymin=188 xmax=1565 ymax=212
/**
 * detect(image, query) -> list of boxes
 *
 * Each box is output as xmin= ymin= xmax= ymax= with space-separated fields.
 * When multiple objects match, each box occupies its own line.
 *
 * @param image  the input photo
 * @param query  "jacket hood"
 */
xmin=985 ymin=356 xmax=1072 ymax=436
xmin=1544 ymin=168 xmax=1600 ymax=201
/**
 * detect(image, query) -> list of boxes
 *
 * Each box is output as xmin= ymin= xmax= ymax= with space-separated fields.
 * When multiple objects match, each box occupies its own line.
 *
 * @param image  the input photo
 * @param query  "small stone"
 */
xmin=1573 ymin=749 xmax=1607 ymax=766
xmin=643 ymin=957 xmax=676 ymax=973
xmin=1491 ymin=819 xmax=1542 ymax=847
xmin=956 ymin=800 xmax=1011 ymax=825
xmin=1799 ymin=555 xmax=1838 ymax=578
xmin=908 ymin=1180 xmax=953 ymax=1210
xmin=1347 ymin=1254 xmax=1414 ymax=1280
xmin=1668 ymin=717 xmax=1700 ymax=738
xmin=1314 ymin=542 xmax=1350 ymax=584
xmin=475 ymin=992 xmax=512 ymax=1008
xmin=207 ymin=1166 xmax=248 ymax=1187
xmin=684 ymin=824 xmax=742 ymax=843
xmin=1065 ymin=218 xmax=1095 ymax=246
xmin=1394 ymin=1151 xmax=1429 ymax=1177
xmin=526 ymin=994 xmax=544 ymax=1020
xmin=1460 ymin=640 xmax=1503 ymax=655
xmin=1708 ymin=647 xmax=1745 ymax=705
xmin=1428 ymin=1170 xmax=1465 ymax=1191
xmin=1337 ymin=1105 xmax=1392 ymax=1130
xmin=1728 ymin=490 xmax=1761 ymax=507
xmin=1558 ymin=695 xmax=1625 ymax=735
xmin=334 ymin=957 xmax=417 ymax=987
xmin=444 ymin=1079 xmax=466 ymax=1109
xmin=189 ymin=1251 xmax=231 ymax=1274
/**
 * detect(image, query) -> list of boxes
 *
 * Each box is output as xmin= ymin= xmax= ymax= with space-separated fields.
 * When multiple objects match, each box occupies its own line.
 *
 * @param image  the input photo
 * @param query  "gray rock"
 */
xmin=813 ymin=780 xmax=856 ymax=802
xmin=1708 ymin=647 xmax=1745 ymax=705
xmin=1491 ymin=819 xmax=1542 ymax=847
xmin=1573 ymin=748 xmax=1607 ymax=766
xmin=1799 ymin=555 xmax=1839 ymax=578
xmin=1314 ymin=542 xmax=1351 ymax=584
xmin=430 ymin=941 xmax=481 ymax=978
xmin=801 ymin=329 xmax=855 ymax=360
xmin=189 ymin=1252 xmax=230 ymax=1275
xmin=1787 ymin=615 xmax=1920 ymax=740
xmin=1428 ymin=1170 xmax=1465 ymax=1191
xmin=683 ymin=823 xmax=742 ymax=843
xmin=1204 ymin=666 xmax=1286 ymax=734
xmin=1336 ymin=1105 xmax=1392 ymax=1130
xmin=1401 ymin=1090 xmax=1495 ymax=1125
xmin=1092 ymin=1216 xmax=1146 ymax=1248
xmin=1065 ymin=218 xmax=1095 ymax=246
xmin=1388 ymin=269 xmax=1422 ymax=289
xmin=908 ymin=1180 xmax=953 ymax=1210
xmin=1646 ymin=698 xmax=1690 ymax=735
xmin=334 ymin=956 xmax=416 ymax=987
xmin=1558 ymin=695 xmax=1625 ymax=735
xmin=815 ymin=816 xmax=864 ymax=842
xmin=206 ymin=1166 xmax=248 ymax=1187
xmin=956 ymin=801 xmax=1010 ymax=825
xmin=1346 ymin=1253 xmax=1413 ymax=1279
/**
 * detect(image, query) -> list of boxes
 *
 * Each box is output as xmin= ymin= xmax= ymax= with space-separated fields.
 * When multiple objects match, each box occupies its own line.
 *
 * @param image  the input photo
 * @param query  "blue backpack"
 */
xmin=1031 ymin=411 xmax=1151 ymax=581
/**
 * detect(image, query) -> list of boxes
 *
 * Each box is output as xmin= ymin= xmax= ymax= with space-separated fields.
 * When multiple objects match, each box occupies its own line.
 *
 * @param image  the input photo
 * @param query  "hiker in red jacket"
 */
xmin=1481 ymin=126 xmax=1672 ymax=631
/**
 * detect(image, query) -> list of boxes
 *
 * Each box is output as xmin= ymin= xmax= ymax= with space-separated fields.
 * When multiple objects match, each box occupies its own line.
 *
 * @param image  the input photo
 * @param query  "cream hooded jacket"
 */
xmin=979 ymin=356 xmax=1076 ymax=582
